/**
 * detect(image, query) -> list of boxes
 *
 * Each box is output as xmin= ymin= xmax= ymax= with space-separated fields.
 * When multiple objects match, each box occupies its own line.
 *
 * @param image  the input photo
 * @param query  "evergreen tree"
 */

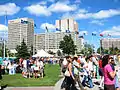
xmin=59 ymin=35 xmax=76 ymax=55
xmin=30 ymin=45 xmax=33 ymax=56
xmin=16 ymin=39 xmax=30 ymax=59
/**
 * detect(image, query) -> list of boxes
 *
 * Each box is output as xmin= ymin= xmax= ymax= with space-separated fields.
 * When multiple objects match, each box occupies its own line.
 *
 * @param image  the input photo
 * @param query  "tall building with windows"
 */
xmin=8 ymin=18 xmax=34 ymax=51
xmin=55 ymin=18 xmax=78 ymax=32
xmin=34 ymin=32 xmax=83 ymax=54
xmin=100 ymin=38 xmax=120 ymax=49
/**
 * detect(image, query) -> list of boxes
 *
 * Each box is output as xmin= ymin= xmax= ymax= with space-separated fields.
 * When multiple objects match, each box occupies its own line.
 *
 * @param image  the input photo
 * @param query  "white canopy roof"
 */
xmin=32 ymin=49 xmax=54 ymax=57
xmin=10 ymin=49 xmax=17 ymax=53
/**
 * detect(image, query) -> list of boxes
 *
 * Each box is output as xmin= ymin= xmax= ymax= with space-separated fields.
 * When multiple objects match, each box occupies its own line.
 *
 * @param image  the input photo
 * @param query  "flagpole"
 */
xmin=99 ymin=34 xmax=101 ymax=55
xmin=108 ymin=35 xmax=110 ymax=54
xmin=92 ymin=35 xmax=93 ymax=55
xmin=4 ymin=11 xmax=7 ymax=58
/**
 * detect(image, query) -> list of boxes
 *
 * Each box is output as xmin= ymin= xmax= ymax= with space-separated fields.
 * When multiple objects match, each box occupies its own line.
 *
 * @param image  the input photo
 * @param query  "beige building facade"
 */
xmin=8 ymin=18 xmax=34 ymax=51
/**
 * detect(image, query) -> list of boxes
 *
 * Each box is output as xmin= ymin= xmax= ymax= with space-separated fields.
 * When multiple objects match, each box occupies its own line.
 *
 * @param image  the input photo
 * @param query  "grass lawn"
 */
xmin=1 ymin=64 xmax=60 ymax=87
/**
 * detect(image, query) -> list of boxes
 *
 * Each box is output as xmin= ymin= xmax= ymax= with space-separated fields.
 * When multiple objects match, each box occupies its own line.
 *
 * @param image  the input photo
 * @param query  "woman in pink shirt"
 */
xmin=102 ymin=55 xmax=116 ymax=90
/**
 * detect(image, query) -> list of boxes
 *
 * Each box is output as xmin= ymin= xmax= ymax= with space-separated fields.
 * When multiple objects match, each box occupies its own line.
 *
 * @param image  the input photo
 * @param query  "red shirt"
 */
xmin=99 ymin=60 xmax=102 ymax=68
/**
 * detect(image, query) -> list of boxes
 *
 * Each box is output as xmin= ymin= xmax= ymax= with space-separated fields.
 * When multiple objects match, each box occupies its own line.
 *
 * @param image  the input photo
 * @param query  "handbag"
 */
xmin=64 ymin=69 xmax=70 ymax=77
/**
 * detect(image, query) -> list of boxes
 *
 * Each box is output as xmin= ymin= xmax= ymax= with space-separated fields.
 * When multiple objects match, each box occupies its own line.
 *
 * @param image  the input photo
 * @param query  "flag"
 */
xmin=66 ymin=30 xmax=70 ymax=33
xmin=56 ymin=28 xmax=61 ymax=31
xmin=79 ymin=36 xmax=84 ymax=38
xmin=21 ymin=19 xmax=28 ymax=24
xmin=100 ymin=34 xmax=103 ymax=37
xmin=92 ymin=33 xmax=96 ymax=36
xmin=45 ymin=26 xmax=48 ymax=32
xmin=75 ymin=31 xmax=79 ymax=34
xmin=21 ymin=19 xmax=24 ymax=23
xmin=34 ymin=24 xmax=37 ymax=28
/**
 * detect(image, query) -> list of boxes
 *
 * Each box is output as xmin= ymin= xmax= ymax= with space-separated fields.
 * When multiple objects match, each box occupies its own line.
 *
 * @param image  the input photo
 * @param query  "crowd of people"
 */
xmin=0 ymin=57 xmax=58 ymax=78
xmin=0 ymin=54 xmax=120 ymax=90
xmin=60 ymin=54 xmax=120 ymax=90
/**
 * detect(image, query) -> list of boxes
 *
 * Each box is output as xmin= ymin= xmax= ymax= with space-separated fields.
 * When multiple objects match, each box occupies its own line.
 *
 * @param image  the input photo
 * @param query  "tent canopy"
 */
xmin=32 ymin=49 xmax=54 ymax=57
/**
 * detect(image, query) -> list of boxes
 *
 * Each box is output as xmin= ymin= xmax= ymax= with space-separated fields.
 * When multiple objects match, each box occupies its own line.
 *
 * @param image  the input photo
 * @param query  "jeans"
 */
xmin=82 ymin=75 xmax=93 ymax=88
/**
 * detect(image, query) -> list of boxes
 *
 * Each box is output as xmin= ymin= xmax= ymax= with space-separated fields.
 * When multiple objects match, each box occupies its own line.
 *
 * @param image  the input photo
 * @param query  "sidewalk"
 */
xmin=4 ymin=87 xmax=54 ymax=90
xmin=54 ymin=77 xmax=102 ymax=90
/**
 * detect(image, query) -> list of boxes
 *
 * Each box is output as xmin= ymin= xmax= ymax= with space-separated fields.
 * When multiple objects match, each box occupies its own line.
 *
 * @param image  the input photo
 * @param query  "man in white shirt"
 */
xmin=22 ymin=59 xmax=27 ymax=78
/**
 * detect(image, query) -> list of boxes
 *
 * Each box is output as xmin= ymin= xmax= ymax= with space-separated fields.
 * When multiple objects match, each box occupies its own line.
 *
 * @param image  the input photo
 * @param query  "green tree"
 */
xmin=0 ymin=43 xmax=8 ymax=57
xmin=30 ymin=45 xmax=33 ymax=56
xmin=59 ymin=35 xmax=76 ymax=55
xmin=81 ymin=43 xmax=93 ymax=56
xmin=97 ymin=47 xmax=104 ymax=54
xmin=16 ymin=39 xmax=30 ymax=59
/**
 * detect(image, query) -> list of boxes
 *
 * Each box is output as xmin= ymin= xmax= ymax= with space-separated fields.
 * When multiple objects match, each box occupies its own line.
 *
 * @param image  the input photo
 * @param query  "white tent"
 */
xmin=32 ymin=49 xmax=54 ymax=57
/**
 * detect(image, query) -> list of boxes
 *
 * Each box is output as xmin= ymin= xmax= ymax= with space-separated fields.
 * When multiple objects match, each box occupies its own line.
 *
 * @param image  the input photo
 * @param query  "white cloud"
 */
xmin=90 ymin=20 xmax=104 ymax=26
xmin=48 ymin=2 xmax=77 ymax=13
xmin=24 ymin=4 xmax=51 ymax=16
xmin=79 ymin=31 xmax=88 ymax=35
xmin=62 ymin=9 xmax=120 ymax=20
xmin=74 ymin=0 xmax=81 ymax=3
xmin=61 ymin=9 xmax=88 ymax=19
xmin=101 ymin=25 xmax=120 ymax=36
xmin=93 ymin=9 xmax=120 ymax=19
xmin=0 ymin=3 xmax=20 ymax=16
xmin=38 ymin=1 xmax=47 ymax=5
xmin=0 ymin=24 xmax=8 ymax=31
xmin=78 ymin=9 xmax=88 ymax=13
xmin=25 ymin=1 xmax=77 ymax=16
xmin=40 ymin=23 xmax=55 ymax=31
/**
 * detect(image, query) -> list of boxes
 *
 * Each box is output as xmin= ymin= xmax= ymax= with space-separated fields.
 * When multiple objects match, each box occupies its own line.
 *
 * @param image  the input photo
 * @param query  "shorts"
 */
xmin=23 ymin=67 xmax=27 ymax=73
xmin=27 ymin=67 xmax=32 ymax=73
xmin=40 ymin=68 xmax=44 ymax=74
xmin=93 ymin=65 xmax=96 ymax=72
xmin=104 ymin=84 xmax=115 ymax=90
xmin=115 ymin=76 xmax=120 ymax=88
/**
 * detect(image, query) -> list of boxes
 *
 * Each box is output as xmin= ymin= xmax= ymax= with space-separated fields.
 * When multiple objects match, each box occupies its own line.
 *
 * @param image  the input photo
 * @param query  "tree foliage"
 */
xmin=97 ymin=46 xmax=120 ymax=55
xmin=80 ymin=43 xmax=93 ymax=56
xmin=59 ymin=35 xmax=76 ymax=55
xmin=16 ymin=39 xmax=30 ymax=59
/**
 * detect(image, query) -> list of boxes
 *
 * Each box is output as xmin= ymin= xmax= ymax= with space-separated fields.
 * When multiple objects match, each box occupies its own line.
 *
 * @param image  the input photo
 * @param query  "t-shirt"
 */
xmin=22 ymin=60 xmax=27 ymax=68
xmin=104 ymin=64 xmax=115 ymax=85
xmin=99 ymin=60 xmax=102 ymax=68
xmin=63 ymin=58 xmax=68 ymax=66
xmin=88 ymin=61 xmax=93 ymax=71
xmin=92 ymin=57 xmax=98 ymax=65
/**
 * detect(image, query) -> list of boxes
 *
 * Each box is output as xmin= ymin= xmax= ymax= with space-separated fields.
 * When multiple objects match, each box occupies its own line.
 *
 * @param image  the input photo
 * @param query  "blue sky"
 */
xmin=0 ymin=0 xmax=120 ymax=50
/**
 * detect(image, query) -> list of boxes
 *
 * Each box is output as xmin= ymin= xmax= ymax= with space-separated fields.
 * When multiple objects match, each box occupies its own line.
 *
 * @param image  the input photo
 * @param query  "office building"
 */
xmin=55 ymin=18 xmax=78 ymax=32
xmin=100 ymin=38 xmax=120 ymax=49
xmin=8 ymin=18 xmax=34 ymax=51
xmin=34 ymin=32 xmax=83 ymax=54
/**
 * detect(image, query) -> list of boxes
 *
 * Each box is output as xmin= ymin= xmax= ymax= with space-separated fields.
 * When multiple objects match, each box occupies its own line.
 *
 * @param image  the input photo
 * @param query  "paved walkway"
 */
xmin=4 ymin=87 xmax=54 ymax=90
